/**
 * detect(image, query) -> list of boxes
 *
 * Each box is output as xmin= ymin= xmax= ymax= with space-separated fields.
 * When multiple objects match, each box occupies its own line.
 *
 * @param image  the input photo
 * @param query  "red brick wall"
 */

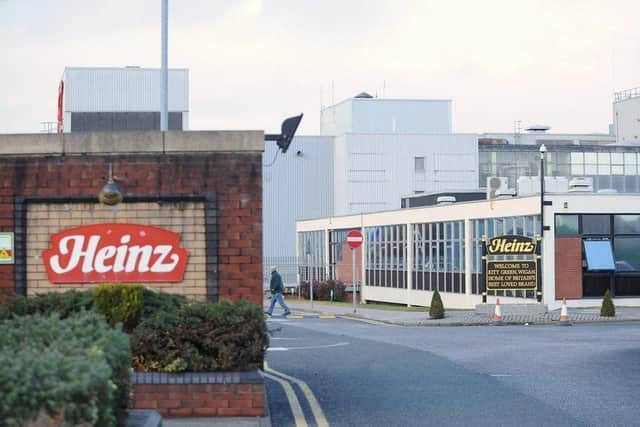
xmin=335 ymin=243 xmax=361 ymax=283
xmin=0 ymin=154 xmax=262 ymax=305
xmin=132 ymin=383 xmax=265 ymax=417
xmin=555 ymin=237 xmax=583 ymax=300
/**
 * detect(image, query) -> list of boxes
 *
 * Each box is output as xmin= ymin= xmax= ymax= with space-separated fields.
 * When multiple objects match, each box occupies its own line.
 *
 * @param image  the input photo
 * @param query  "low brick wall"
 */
xmin=131 ymin=371 xmax=265 ymax=418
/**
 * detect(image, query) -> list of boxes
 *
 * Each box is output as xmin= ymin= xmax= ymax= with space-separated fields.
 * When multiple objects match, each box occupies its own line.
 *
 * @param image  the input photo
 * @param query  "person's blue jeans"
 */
xmin=267 ymin=292 xmax=290 ymax=315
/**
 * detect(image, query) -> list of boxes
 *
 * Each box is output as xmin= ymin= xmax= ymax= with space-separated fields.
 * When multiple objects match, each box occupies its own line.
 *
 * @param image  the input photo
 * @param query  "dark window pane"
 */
xmin=614 ymin=237 xmax=640 ymax=271
xmin=614 ymin=215 xmax=640 ymax=234
xmin=582 ymin=215 xmax=610 ymax=235
xmin=556 ymin=215 xmax=579 ymax=236
xmin=583 ymin=274 xmax=610 ymax=297
xmin=615 ymin=276 xmax=640 ymax=296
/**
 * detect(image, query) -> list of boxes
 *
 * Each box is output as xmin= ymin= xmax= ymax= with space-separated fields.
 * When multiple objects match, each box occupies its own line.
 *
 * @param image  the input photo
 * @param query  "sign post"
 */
xmin=347 ymin=229 xmax=363 ymax=313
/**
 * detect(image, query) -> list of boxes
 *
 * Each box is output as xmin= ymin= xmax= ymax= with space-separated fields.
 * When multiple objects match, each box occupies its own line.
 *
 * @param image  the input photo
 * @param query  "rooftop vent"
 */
xmin=568 ymin=177 xmax=594 ymax=193
xmin=436 ymin=196 xmax=456 ymax=205
xmin=525 ymin=124 xmax=551 ymax=133
xmin=354 ymin=92 xmax=373 ymax=99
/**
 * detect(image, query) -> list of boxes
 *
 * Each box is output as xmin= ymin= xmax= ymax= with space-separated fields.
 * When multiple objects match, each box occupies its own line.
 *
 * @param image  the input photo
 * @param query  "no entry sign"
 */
xmin=346 ymin=229 xmax=363 ymax=249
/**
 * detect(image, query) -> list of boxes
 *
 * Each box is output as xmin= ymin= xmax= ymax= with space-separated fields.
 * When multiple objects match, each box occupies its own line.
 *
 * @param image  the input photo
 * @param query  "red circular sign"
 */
xmin=346 ymin=229 xmax=363 ymax=249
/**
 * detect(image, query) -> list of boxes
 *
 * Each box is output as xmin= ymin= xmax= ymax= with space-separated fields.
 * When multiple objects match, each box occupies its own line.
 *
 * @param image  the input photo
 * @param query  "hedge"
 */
xmin=131 ymin=300 xmax=268 ymax=373
xmin=0 ymin=290 xmax=93 ymax=321
xmin=0 ymin=312 xmax=131 ymax=427
xmin=0 ymin=287 xmax=186 ymax=330
xmin=299 ymin=280 xmax=347 ymax=302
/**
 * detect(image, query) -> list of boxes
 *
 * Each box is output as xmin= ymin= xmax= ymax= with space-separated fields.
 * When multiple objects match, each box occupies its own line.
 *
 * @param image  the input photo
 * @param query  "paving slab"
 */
xmin=277 ymin=299 xmax=640 ymax=326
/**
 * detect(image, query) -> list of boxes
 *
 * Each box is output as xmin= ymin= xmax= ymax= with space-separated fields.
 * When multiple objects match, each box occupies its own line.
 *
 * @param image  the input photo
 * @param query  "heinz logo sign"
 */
xmin=486 ymin=235 xmax=536 ymax=255
xmin=43 ymin=224 xmax=189 ymax=283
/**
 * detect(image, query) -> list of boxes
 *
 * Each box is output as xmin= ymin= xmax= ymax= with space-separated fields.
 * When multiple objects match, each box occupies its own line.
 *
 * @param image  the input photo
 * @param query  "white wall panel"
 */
xmin=63 ymin=67 xmax=189 ymax=112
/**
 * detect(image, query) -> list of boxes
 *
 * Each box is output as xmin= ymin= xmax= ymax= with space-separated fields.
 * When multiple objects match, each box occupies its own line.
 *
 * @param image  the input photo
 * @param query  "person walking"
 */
xmin=265 ymin=266 xmax=291 ymax=316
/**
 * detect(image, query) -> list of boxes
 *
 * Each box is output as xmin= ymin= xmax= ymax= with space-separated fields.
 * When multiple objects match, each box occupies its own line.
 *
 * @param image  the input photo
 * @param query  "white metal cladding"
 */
xmin=320 ymin=97 xmax=452 ymax=136
xmin=332 ymin=133 xmax=478 ymax=216
xmin=262 ymin=136 xmax=334 ymax=284
xmin=63 ymin=67 xmax=189 ymax=112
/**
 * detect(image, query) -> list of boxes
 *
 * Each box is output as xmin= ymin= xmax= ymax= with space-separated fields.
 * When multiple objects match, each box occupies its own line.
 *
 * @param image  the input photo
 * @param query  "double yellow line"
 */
xmin=264 ymin=362 xmax=330 ymax=427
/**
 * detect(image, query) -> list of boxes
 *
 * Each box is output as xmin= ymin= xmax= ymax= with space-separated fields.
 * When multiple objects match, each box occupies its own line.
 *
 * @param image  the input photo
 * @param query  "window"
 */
xmin=414 ymin=157 xmax=425 ymax=172
xmin=556 ymin=215 xmax=579 ymax=236
xmin=614 ymin=215 xmax=640 ymax=234
xmin=582 ymin=215 xmax=611 ymax=235
xmin=583 ymin=240 xmax=615 ymax=271
xmin=614 ymin=237 xmax=640 ymax=272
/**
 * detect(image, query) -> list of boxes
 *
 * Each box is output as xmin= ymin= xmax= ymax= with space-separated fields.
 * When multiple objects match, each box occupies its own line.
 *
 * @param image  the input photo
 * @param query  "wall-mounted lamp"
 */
xmin=99 ymin=163 xmax=124 ymax=206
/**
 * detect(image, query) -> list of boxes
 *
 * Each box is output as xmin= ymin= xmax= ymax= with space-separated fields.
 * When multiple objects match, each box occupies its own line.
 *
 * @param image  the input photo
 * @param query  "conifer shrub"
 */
xmin=429 ymin=289 xmax=445 ymax=319
xmin=93 ymin=284 xmax=145 ymax=332
xmin=0 ymin=312 xmax=131 ymax=427
xmin=0 ymin=290 xmax=93 ymax=321
xmin=600 ymin=289 xmax=616 ymax=317
xmin=131 ymin=300 xmax=268 ymax=372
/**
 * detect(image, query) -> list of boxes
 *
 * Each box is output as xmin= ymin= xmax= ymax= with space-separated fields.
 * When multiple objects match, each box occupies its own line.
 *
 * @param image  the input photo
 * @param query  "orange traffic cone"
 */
xmin=559 ymin=298 xmax=572 ymax=326
xmin=492 ymin=298 xmax=504 ymax=325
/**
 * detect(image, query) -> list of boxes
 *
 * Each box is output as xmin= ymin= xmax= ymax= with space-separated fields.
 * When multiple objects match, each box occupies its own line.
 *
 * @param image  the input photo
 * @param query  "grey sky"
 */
xmin=1 ymin=0 xmax=639 ymax=135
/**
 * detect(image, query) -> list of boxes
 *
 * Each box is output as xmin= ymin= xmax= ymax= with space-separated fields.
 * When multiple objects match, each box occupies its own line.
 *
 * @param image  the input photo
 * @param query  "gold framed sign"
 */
xmin=486 ymin=260 xmax=538 ymax=291
xmin=0 ymin=232 xmax=14 ymax=265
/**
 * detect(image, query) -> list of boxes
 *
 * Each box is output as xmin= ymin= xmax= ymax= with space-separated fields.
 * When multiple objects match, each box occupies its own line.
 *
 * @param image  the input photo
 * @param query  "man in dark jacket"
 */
xmin=265 ymin=266 xmax=291 ymax=316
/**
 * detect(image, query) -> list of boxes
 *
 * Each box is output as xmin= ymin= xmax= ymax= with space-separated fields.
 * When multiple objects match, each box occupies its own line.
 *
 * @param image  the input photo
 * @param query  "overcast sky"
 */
xmin=1 ymin=0 xmax=639 ymax=135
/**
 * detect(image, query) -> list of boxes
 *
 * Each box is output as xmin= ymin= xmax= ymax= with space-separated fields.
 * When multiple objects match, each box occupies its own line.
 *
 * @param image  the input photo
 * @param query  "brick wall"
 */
xmin=0 ymin=152 xmax=262 ymax=305
xmin=26 ymin=202 xmax=207 ymax=298
xmin=555 ymin=237 xmax=583 ymax=299
xmin=130 ymin=371 xmax=265 ymax=418
xmin=335 ymin=242 xmax=361 ymax=283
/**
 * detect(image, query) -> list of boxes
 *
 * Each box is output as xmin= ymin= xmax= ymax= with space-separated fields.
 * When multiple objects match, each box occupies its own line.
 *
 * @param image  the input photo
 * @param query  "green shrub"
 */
xmin=141 ymin=287 xmax=186 ymax=322
xmin=0 ymin=312 xmax=131 ymax=427
xmin=300 ymin=280 xmax=347 ymax=302
xmin=131 ymin=300 xmax=268 ymax=372
xmin=429 ymin=289 xmax=445 ymax=319
xmin=0 ymin=290 xmax=93 ymax=321
xmin=600 ymin=289 xmax=616 ymax=317
xmin=93 ymin=284 xmax=145 ymax=331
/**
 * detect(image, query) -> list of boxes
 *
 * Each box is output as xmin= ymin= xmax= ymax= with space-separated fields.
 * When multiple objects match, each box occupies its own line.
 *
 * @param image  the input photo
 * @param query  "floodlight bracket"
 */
xmin=265 ymin=113 xmax=303 ymax=153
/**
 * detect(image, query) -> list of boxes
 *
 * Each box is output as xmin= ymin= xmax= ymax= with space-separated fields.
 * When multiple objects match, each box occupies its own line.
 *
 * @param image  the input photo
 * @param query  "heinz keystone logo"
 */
xmin=486 ymin=235 xmax=536 ymax=255
xmin=43 ymin=224 xmax=189 ymax=283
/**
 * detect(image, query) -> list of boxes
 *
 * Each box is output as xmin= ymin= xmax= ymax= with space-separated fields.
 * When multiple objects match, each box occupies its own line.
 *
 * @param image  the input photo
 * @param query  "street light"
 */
xmin=538 ymin=144 xmax=546 ymax=304
xmin=539 ymin=144 xmax=547 ymax=235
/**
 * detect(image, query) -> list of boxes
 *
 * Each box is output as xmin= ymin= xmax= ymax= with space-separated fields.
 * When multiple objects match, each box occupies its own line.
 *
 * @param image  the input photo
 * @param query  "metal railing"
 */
xmin=614 ymin=87 xmax=640 ymax=103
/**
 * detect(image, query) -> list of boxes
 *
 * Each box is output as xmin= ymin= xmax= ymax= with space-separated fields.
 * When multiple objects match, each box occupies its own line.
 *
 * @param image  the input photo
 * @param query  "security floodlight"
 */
xmin=265 ymin=113 xmax=303 ymax=153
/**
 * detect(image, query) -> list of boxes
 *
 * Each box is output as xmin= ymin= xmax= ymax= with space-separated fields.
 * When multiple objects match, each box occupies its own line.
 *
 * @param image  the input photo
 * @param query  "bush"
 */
xmin=0 ymin=287 xmax=187 ymax=330
xmin=600 ymin=289 xmax=616 ymax=317
xmin=131 ymin=300 xmax=268 ymax=373
xmin=429 ymin=289 xmax=445 ymax=319
xmin=0 ymin=290 xmax=93 ymax=321
xmin=0 ymin=312 xmax=131 ymax=427
xmin=300 ymin=280 xmax=347 ymax=302
xmin=93 ymin=284 xmax=145 ymax=332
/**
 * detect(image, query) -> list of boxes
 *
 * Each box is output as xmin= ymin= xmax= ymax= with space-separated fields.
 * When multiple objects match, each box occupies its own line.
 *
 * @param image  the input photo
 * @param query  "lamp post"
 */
xmin=538 ymin=144 xmax=547 ymax=303
xmin=539 ymin=144 xmax=546 ymax=235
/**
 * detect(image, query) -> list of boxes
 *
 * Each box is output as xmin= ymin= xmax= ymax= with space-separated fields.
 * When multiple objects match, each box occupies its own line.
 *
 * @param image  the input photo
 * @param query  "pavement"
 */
xmin=276 ymin=298 xmax=640 ymax=326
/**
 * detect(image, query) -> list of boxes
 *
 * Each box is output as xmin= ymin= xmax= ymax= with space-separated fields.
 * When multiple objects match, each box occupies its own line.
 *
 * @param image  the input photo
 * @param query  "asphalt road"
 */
xmin=265 ymin=317 xmax=640 ymax=427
